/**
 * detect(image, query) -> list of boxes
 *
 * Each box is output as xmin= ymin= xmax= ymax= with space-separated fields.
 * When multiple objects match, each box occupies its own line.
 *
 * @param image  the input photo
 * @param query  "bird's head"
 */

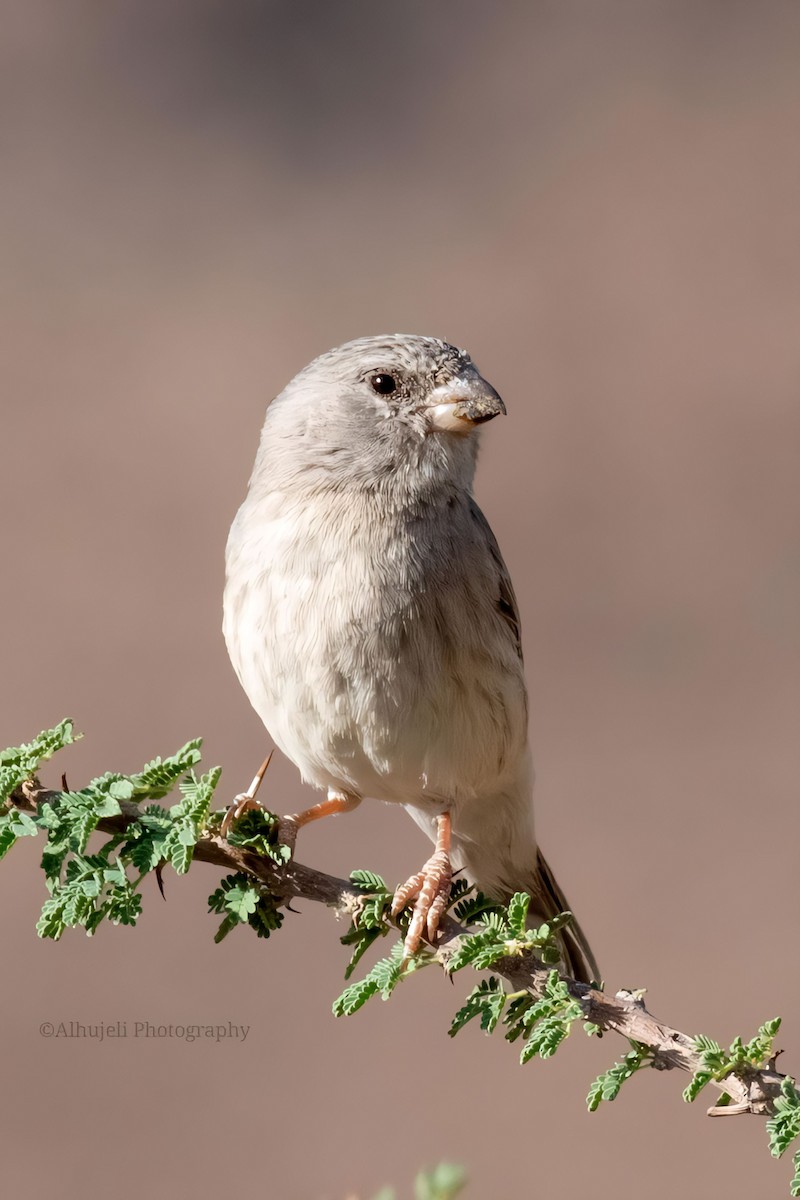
xmin=256 ymin=334 xmax=505 ymax=497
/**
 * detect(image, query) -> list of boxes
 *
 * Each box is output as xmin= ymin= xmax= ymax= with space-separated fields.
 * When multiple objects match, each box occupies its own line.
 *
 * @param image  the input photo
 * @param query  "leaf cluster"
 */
xmin=37 ymin=850 xmax=143 ymax=937
xmin=0 ymin=719 xmax=78 ymax=856
xmin=32 ymin=735 xmax=217 ymax=939
xmin=446 ymin=891 xmax=573 ymax=974
xmin=335 ymin=885 xmax=586 ymax=1071
xmin=767 ymin=1078 xmax=800 ymax=1198
xmin=339 ymin=869 xmax=393 ymax=979
xmin=222 ymin=806 xmax=292 ymax=866
xmin=373 ymin=1162 xmax=466 ymax=1200
xmin=2 ymin=721 xmax=286 ymax=944
xmin=449 ymin=970 xmax=585 ymax=1065
xmin=330 ymin=871 xmax=494 ymax=1017
xmin=207 ymin=871 xmax=284 ymax=943
xmin=683 ymin=1020 xmax=783 ymax=1104
xmin=332 ymin=877 xmax=505 ymax=1017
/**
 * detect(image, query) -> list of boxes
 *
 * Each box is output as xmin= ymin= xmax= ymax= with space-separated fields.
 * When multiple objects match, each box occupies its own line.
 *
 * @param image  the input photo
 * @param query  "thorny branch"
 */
xmin=11 ymin=777 xmax=787 ymax=1118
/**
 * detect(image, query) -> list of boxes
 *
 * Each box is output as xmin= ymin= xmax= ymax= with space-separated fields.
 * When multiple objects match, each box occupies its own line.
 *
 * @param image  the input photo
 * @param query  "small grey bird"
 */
xmin=223 ymin=334 xmax=598 ymax=982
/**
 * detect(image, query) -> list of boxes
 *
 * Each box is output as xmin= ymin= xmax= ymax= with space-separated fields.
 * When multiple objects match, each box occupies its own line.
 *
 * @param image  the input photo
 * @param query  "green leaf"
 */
xmin=342 ymin=925 xmax=386 ymax=980
xmin=0 ymin=808 xmax=40 ymax=860
xmin=165 ymin=822 xmax=195 ymax=874
xmin=127 ymin=739 xmax=204 ymax=800
xmin=223 ymin=881 xmax=259 ymax=922
xmin=372 ymin=946 xmax=406 ymax=1000
xmin=449 ymin=977 xmax=506 ymax=1038
xmin=0 ymin=818 xmax=16 ymax=860
xmin=0 ymin=719 xmax=78 ymax=771
xmin=207 ymin=872 xmax=284 ymax=942
xmin=586 ymin=1075 xmax=605 ymax=1113
xmin=36 ymin=895 xmax=67 ymax=940
xmin=72 ymin=806 xmax=99 ymax=854
xmin=744 ymin=1017 xmax=782 ymax=1065
xmin=105 ymin=881 xmax=142 ymax=927
xmin=452 ymin=891 xmax=499 ymax=926
xmin=520 ymin=1013 xmax=572 ymax=1062
xmin=0 ymin=719 xmax=79 ymax=806
xmin=161 ymin=767 xmax=220 ymax=876
xmin=350 ymin=868 xmax=388 ymax=892
xmin=208 ymin=873 xmax=251 ymax=919
xmin=333 ymin=975 xmax=381 ymax=1016
xmin=694 ymin=1033 xmax=723 ymax=1056
xmin=121 ymin=805 xmax=173 ymax=873
xmin=447 ymin=877 xmax=472 ymax=905
xmin=507 ymin=892 xmax=530 ymax=939
xmin=587 ymin=1044 xmax=650 ymax=1110
xmin=767 ymin=1076 xmax=800 ymax=1159
xmin=246 ymin=896 xmax=283 ymax=939
xmin=446 ymin=918 xmax=508 ymax=973
xmin=95 ymin=792 xmax=125 ymax=818
xmin=511 ymin=972 xmax=583 ymax=1063
xmin=224 ymin=802 xmax=291 ymax=865
xmin=528 ymin=909 xmax=574 ymax=942
xmin=339 ymin=876 xmax=393 ymax=981
xmin=333 ymin=945 xmax=407 ymax=1015
xmin=502 ymin=994 xmax=535 ymax=1043
xmin=10 ymin=810 xmax=38 ymax=836
xmin=213 ymin=914 xmax=240 ymax=944
xmin=414 ymin=1163 xmax=466 ymax=1200
xmin=683 ymin=1070 xmax=713 ymax=1103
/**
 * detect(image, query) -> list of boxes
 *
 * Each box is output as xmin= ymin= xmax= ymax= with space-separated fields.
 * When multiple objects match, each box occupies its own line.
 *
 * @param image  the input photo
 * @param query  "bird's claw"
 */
xmin=392 ymin=848 xmax=452 ymax=964
xmin=220 ymin=791 xmax=263 ymax=838
xmin=221 ymin=797 xmax=298 ymax=859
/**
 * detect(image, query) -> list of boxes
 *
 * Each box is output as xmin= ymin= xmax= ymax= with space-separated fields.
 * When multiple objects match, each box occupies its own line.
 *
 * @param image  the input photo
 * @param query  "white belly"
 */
xmin=223 ymin=489 xmax=528 ymax=814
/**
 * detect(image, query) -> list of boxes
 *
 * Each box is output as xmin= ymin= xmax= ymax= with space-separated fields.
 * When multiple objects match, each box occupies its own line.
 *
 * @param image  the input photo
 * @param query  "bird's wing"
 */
xmin=468 ymin=497 xmax=524 ymax=665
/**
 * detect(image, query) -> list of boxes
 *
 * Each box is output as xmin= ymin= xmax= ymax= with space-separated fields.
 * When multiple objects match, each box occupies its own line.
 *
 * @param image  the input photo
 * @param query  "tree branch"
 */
xmin=11 ymin=778 xmax=787 ymax=1117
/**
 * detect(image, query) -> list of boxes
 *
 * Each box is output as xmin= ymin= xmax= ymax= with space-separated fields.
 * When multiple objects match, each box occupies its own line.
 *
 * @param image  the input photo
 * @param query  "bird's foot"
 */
xmin=220 ymin=792 xmax=263 ymax=838
xmin=392 ymin=812 xmax=452 ymax=963
xmin=221 ymin=799 xmax=298 ymax=857
xmin=220 ymin=752 xmax=274 ymax=838
xmin=223 ymin=779 xmax=361 ymax=860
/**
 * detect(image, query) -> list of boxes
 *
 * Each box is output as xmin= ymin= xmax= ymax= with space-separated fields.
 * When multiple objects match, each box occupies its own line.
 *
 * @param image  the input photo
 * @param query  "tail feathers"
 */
xmin=530 ymin=848 xmax=600 ymax=986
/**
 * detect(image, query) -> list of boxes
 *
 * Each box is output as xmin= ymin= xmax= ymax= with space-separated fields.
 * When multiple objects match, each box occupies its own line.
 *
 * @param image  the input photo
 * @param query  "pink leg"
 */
xmin=222 ymin=759 xmax=362 ymax=852
xmin=278 ymin=788 xmax=362 ymax=851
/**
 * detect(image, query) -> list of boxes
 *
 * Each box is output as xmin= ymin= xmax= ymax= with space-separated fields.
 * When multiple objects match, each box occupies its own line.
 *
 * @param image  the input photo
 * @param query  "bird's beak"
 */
xmin=426 ymin=372 xmax=507 ymax=433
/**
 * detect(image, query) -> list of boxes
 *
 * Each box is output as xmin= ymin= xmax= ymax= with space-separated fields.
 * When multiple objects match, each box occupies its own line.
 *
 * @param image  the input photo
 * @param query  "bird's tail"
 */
xmin=527 ymin=847 xmax=600 ymax=986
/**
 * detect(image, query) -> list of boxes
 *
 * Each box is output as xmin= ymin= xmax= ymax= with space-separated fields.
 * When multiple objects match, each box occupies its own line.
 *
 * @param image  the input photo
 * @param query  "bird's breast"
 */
xmin=223 ymin=487 xmax=528 ymax=806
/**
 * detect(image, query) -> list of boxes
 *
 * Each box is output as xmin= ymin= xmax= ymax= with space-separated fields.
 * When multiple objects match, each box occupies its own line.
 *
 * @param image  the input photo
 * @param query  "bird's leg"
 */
xmin=220 ymin=751 xmax=274 ymax=836
xmin=277 ymin=788 xmax=362 ymax=854
xmin=222 ymin=755 xmax=362 ymax=853
xmin=392 ymin=811 xmax=452 ymax=962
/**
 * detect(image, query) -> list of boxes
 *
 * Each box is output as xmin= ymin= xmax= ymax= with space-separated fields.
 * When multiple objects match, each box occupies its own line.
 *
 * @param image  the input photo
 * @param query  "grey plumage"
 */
xmin=223 ymin=334 xmax=598 ymax=983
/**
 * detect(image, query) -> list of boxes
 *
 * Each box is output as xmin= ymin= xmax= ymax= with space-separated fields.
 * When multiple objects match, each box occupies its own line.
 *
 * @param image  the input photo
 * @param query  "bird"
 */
xmin=222 ymin=333 xmax=598 ymax=983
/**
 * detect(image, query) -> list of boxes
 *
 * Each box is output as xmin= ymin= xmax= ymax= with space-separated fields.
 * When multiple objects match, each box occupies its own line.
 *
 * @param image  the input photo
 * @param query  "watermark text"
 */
xmin=39 ymin=1020 xmax=250 ymax=1043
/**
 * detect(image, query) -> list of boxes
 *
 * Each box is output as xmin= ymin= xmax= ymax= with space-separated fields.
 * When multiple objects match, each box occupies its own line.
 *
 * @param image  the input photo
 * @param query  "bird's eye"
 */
xmin=369 ymin=373 xmax=397 ymax=395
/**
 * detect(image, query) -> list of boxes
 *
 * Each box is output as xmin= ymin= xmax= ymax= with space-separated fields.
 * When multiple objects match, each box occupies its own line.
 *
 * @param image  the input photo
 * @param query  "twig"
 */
xmin=11 ymin=778 xmax=788 ymax=1116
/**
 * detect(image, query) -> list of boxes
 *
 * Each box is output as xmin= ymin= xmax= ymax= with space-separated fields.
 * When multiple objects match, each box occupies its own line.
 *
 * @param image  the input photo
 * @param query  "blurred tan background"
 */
xmin=2 ymin=2 xmax=799 ymax=1197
